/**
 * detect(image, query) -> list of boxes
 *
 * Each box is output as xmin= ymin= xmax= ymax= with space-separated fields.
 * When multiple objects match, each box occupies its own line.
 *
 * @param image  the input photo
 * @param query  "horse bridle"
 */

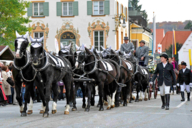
xmin=15 ymin=37 xmax=28 ymax=58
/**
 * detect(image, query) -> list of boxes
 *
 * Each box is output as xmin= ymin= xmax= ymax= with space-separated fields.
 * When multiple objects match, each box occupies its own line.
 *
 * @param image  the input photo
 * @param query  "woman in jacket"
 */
xmin=1 ymin=66 xmax=11 ymax=104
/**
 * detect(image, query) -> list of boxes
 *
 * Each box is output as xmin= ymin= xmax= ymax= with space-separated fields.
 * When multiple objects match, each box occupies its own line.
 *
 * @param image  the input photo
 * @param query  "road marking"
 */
xmin=176 ymin=96 xmax=192 ymax=108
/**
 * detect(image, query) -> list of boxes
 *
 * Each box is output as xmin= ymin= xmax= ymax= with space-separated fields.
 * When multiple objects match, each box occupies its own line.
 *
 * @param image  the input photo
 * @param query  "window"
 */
xmin=34 ymin=32 xmax=44 ymax=39
xmin=33 ymin=3 xmax=44 ymax=16
xmin=94 ymin=31 xmax=104 ymax=51
xmin=93 ymin=1 xmax=104 ymax=15
xmin=63 ymin=2 xmax=73 ymax=16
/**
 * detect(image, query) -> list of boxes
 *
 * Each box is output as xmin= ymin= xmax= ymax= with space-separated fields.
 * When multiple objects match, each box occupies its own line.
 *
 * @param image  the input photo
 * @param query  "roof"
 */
xmin=160 ymin=31 xmax=192 ymax=52
xmin=0 ymin=46 xmax=14 ymax=60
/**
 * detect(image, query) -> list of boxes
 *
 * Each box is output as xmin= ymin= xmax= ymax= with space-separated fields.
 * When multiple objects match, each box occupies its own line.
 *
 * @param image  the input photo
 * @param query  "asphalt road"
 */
xmin=0 ymin=92 xmax=192 ymax=128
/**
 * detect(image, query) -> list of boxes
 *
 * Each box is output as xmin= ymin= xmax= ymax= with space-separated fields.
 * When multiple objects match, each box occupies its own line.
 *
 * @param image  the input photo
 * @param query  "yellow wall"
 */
xmin=130 ymin=23 xmax=150 ymax=47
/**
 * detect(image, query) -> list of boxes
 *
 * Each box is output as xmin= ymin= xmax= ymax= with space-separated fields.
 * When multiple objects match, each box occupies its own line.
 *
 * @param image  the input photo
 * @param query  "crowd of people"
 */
xmin=0 ymin=62 xmax=17 ymax=106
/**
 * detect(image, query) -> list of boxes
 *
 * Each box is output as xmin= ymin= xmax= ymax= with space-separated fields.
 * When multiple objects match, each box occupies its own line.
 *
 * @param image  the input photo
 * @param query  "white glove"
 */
xmin=177 ymin=83 xmax=180 ymax=86
xmin=173 ymin=85 xmax=176 ymax=88
xmin=190 ymin=83 xmax=192 ymax=87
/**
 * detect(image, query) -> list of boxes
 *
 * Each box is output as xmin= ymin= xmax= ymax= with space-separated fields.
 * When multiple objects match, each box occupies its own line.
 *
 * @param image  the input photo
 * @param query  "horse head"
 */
xmin=101 ymin=46 xmax=112 ymax=59
xmin=15 ymin=31 xmax=29 ymax=59
xmin=75 ymin=45 xmax=93 ymax=68
xmin=30 ymin=36 xmax=44 ymax=66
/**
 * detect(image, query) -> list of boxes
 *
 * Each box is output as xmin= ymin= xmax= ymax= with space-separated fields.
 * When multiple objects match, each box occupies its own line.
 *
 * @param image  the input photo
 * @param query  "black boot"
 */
xmin=165 ymin=94 xmax=170 ymax=110
xmin=161 ymin=96 xmax=165 ymax=109
xmin=187 ymin=93 xmax=190 ymax=101
xmin=181 ymin=92 xmax=185 ymax=101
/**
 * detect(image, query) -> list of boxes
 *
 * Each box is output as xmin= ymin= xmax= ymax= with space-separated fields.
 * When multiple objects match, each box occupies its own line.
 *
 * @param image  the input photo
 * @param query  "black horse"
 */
xmin=102 ymin=47 xmax=133 ymax=106
xmin=30 ymin=36 xmax=73 ymax=117
xmin=76 ymin=47 xmax=121 ymax=111
xmin=124 ymin=51 xmax=149 ymax=102
xmin=12 ymin=31 xmax=45 ymax=116
xmin=59 ymin=44 xmax=95 ymax=111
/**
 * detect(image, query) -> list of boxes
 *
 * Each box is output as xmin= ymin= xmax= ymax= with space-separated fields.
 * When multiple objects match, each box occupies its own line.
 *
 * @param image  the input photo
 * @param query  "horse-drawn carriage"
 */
xmin=12 ymin=31 xmax=159 ymax=117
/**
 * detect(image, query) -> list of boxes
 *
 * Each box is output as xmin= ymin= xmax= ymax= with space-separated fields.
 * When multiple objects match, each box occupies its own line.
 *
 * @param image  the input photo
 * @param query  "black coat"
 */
xmin=152 ymin=62 xmax=176 ymax=86
xmin=177 ymin=68 xmax=192 ymax=85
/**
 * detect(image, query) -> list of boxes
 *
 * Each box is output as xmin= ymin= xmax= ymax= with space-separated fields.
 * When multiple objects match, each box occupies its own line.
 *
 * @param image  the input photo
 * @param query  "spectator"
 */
xmin=0 ymin=63 xmax=7 ymax=106
xmin=21 ymin=83 xmax=25 ymax=103
xmin=1 ymin=66 xmax=11 ymax=104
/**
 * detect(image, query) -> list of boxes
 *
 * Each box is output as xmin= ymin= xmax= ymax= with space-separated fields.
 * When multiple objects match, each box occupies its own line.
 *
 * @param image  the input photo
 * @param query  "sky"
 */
xmin=138 ymin=0 xmax=192 ymax=23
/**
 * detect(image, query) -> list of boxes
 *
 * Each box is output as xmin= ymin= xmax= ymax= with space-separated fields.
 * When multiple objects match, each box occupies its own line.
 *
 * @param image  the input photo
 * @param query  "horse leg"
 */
xmin=15 ymin=82 xmax=23 ymax=113
xmin=27 ymin=97 xmax=33 ymax=115
xmin=85 ymin=83 xmax=92 ymax=112
xmin=111 ymin=91 xmax=116 ymax=108
xmin=52 ymin=82 xmax=58 ymax=114
xmin=91 ymin=84 xmax=95 ymax=106
xmin=81 ymin=83 xmax=86 ymax=108
xmin=144 ymin=87 xmax=148 ymax=101
xmin=98 ymin=82 xmax=104 ymax=111
xmin=72 ymin=82 xmax=78 ymax=111
xmin=37 ymin=81 xmax=46 ymax=114
xmin=43 ymin=82 xmax=51 ymax=117
xmin=135 ymin=82 xmax=139 ymax=102
xmin=63 ymin=74 xmax=72 ymax=115
xmin=115 ymin=86 xmax=121 ymax=107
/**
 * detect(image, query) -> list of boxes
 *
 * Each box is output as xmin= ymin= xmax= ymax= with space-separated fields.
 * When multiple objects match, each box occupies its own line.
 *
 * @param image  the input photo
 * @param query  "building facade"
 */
xmin=24 ymin=0 xmax=129 ymax=52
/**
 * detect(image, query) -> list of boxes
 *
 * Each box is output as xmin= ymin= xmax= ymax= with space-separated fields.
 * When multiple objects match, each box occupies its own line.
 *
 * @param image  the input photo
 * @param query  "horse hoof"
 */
xmin=52 ymin=110 xmax=57 ymax=114
xmin=135 ymin=100 xmax=139 ymax=102
xmin=115 ymin=104 xmax=120 ymax=107
xmin=111 ymin=105 xmax=115 ymax=108
xmin=144 ymin=98 xmax=148 ymax=101
xmin=107 ymin=107 xmax=111 ymax=110
xmin=132 ymin=96 xmax=136 ymax=100
xmin=82 ymin=104 xmax=86 ymax=108
xmin=20 ymin=111 xmax=23 ymax=113
xmin=123 ymin=103 xmax=127 ymax=106
xmin=72 ymin=107 xmax=77 ymax=111
xmin=64 ymin=111 xmax=69 ymax=115
xmin=43 ymin=113 xmax=49 ymax=117
xmin=85 ymin=108 xmax=90 ymax=112
xmin=104 ymin=101 xmax=108 ymax=106
xmin=139 ymin=99 xmax=142 ymax=101
xmin=39 ymin=110 xmax=44 ymax=114
xmin=99 ymin=107 xmax=104 ymax=111
xmin=21 ymin=112 xmax=27 ymax=117
xmin=27 ymin=110 xmax=33 ymax=115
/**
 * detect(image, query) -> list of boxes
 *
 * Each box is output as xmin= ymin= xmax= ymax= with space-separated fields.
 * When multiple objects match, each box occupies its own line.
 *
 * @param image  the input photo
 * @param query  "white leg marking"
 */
xmin=111 ymin=91 xmax=116 ymax=106
xmin=28 ymin=97 xmax=33 ymax=110
xmin=20 ymin=106 xmax=24 ymax=112
xmin=145 ymin=89 xmax=148 ymax=99
xmin=65 ymin=104 xmax=70 ymax=112
xmin=41 ymin=103 xmax=46 ymax=111
xmin=139 ymin=92 xmax=143 ymax=100
xmin=107 ymin=96 xmax=111 ymax=108
xmin=52 ymin=101 xmax=57 ymax=110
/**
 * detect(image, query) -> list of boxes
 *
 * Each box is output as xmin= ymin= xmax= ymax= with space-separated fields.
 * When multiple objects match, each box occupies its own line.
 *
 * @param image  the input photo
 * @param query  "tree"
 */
xmin=184 ymin=21 xmax=192 ymax=29
xmin=131 ymin=0 xmax=148 ymax=20
xmin=0 ymin=0 xmax=31 ymax=51
xmin=165 ymin=43 xmax=183 ymax=62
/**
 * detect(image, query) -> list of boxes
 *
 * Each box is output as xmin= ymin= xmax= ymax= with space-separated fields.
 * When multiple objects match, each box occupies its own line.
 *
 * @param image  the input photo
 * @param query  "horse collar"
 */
xmin=32 ymin=52 xmax=50 ymax=72
xmin=83 ymin=52 xmax=98 ymax=75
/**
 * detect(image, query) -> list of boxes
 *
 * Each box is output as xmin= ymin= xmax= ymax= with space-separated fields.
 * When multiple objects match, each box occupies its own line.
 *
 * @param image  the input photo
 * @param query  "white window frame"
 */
xmin=33 ymin=3 xmax=44 ymax=16
xmin=93 ymin=1 xmax=104 ymax=15
xmin=62 ymin=2 xmax=73 ymax=16
xmin=94 ymin=31 xmax=104 ymax=51
xmin=34 ymin=32 xmax=44 ymax=39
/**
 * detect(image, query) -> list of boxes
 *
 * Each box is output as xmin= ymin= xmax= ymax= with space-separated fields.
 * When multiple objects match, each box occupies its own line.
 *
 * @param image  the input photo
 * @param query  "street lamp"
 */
xmin=114 ymin=13 xmax=127 ymax=31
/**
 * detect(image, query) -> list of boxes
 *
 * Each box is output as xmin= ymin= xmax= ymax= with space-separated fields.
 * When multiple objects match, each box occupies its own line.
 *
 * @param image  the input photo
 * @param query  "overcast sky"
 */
xmin=137 ymin=0 xmax=192 ymax=23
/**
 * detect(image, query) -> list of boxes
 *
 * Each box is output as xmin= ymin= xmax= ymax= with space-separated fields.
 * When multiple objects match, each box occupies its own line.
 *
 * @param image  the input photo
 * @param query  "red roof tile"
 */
xmin=160 ymin=31 xmax=191 ymax=52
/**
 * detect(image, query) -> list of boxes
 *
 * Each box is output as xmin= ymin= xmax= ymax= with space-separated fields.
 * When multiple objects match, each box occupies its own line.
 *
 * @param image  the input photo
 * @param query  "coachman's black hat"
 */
xmin=181 ymin=62 xmax=187 ymax=66
xmin=160 ymin=53 xmax=168 ymax=60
